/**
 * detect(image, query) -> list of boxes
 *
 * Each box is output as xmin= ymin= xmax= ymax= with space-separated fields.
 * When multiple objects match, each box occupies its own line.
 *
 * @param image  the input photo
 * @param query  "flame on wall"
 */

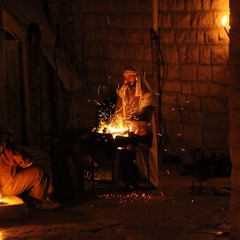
xmin=221 ymin=15 xmax=227 ymax=26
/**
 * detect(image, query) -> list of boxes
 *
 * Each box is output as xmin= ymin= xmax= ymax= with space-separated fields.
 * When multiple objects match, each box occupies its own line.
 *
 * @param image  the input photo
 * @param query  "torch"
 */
xmin=221 ymin=15 xmax=229 ymax=37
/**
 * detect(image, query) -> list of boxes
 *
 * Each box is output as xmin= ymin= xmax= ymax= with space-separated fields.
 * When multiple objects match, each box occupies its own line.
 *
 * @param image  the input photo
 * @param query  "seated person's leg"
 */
xmin=3 ymin=164 xmax=51 ymax=202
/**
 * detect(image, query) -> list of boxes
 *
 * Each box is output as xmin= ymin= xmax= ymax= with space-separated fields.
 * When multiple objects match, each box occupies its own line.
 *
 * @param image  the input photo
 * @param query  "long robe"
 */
xmin=115 ymin=82 xmax=159 ymax=188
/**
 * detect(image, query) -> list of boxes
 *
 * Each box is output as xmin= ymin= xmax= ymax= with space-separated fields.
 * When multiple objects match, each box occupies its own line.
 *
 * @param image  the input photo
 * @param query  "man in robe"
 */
xmin=115 ymin=66 xmax=159 ymax=189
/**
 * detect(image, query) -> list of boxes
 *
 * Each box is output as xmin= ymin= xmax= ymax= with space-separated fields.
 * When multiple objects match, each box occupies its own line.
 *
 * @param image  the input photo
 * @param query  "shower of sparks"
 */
xmin=97 ymin=84 xmax=101 ymax=95
xmin=96 ymin=113 xmax=130 ymax=138
xmin=107 ymin=16 xmax=110 ymax=25
xmin=98 ymin=192 xmax=159 ymax=204
xmin=93 ymin=99 xmax=101 ymax=105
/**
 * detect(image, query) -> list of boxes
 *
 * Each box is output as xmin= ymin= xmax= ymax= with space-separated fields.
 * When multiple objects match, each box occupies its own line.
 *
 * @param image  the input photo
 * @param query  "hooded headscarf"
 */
xmin=118 ymin=66 xmax=157 ymax=119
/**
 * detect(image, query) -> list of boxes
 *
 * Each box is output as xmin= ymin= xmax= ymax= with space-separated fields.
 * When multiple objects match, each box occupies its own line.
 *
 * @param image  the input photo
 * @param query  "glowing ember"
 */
xmin=99 ymin=192 xmax=152 ymax=204
xmin=0 ymin=231 xmax=4 ymax=240
xmin=98 ymin=192 xmax=164 ymax=204
xmin=0 ymin=196 xmax=25 ymax=206
xmin=0 ymin=196 xmax=27 ymax=221
xmin=0 ymin=192 xmax=3 ymax=204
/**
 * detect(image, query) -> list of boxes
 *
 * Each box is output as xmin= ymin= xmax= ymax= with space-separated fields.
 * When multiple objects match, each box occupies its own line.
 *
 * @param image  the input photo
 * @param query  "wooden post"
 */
xmin=0 ymin=0 xmax=3 ymax=78
xmin=151 ymin=0 xmax=164 ymax=164
xmin=229 ymin=0 xmax=240 ymax=239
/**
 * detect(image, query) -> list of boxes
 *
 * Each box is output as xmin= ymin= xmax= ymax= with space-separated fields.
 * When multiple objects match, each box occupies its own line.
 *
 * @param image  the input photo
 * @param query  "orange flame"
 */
xmin=96 ymin=114 xmax=131 ymax=138
xmin=221 ymin=15 xmax=227 ymax=27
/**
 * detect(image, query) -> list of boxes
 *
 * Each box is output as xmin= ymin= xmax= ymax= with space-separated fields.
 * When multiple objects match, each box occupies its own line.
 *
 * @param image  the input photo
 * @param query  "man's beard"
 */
xmin=125 ymin=81 xmax=136 ymax=87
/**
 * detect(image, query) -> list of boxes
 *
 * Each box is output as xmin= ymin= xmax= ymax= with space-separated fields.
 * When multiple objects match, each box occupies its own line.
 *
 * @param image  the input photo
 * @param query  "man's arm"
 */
xmin=115 ymin=96 xmax=122 ymax=114
xmin=132 ymin=105 xmax=154 ymax=122
xmin=13 ymin=152 xmax=33 ymax=168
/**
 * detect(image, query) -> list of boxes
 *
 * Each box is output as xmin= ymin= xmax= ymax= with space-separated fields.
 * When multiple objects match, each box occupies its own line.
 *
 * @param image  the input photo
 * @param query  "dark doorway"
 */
xmin=3 ymin=29 xmax=25 ymax=143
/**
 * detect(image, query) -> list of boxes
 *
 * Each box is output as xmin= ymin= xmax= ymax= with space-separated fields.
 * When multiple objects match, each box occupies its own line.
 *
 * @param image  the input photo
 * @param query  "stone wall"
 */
xmin=47 ymin=0 xmax=229 ymax=159
xmin=158 ymin=0 xmax=229 ymax=159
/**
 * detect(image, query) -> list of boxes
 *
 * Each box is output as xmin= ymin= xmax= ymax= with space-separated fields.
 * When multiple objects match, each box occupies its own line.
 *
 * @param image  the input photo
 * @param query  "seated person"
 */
xmin=0 ymin=127 xmax=60 ymax=210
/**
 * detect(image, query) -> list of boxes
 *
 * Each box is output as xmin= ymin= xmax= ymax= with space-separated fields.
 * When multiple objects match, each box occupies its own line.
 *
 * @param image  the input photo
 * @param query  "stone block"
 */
xmin=160 ymin=30 xmax=174 ymax=44
xmin=204 ymin=30 xmax=221 ymax=45
xmin=175 ymin=30 xmax=196 ymax=44
xmin=201 ymin=97 xmax=228 ymax=113
xmin=182 ymin=82 xmax=192 ymax=94
xmin=197 ymin=65 xmax=212 ymax=81
xmin=168 ymin=0 xmax=184 ymax=11
xmin=184 ymin=123 xmax=203 ymax=141
xmin=185 ymin=0 xmax=202 ymax=11
xmin=202 ymin=0 xmax=212 ymax=10
xmin=162 ymin=92 xmax=177 ymax=105
xmin=209 ymin=83 xmax=221 ymax=97
xmin=186 ymin=46 xmax=199 ymax=64
xmin=199 ymin=46 xmax=211 ymax=64
xmin=167 ymin=64 xmax=180 ymax=80
xmin=178 ymin=46 xmax=187 ymax=63
xmin=162 ymin=44 xmax=179 ymax=64
xmin=203 ymin=127 xmax=228 ymax=147
xmin=193 ymin=82 xmax=209 ymax=96
xmin=164 ymin=80 xmax=181 ymax=93
xmin=198 ymin=12 xmax=214 ymax=28
xmin=211 ymin=46 xmax=229 ymax=64
xmin=159 ymin=0 xmax=168 ymax=11
xmin=172 ymin=13 xmax=191 ymax=29
xmin=206 ymin=113 xmax=229 ymax=129
xmin=212 ymin=66 xmax=228 ymax=83
xmin=180 ymin=64 xmax=197 ymax=81
xmin=229 ymin=90 xmax=240 ymax=110
xmin=189 ymin=111 xmax=205 ymax=124
xmin=211 ymin=0 xmax=229 ymax=10
xmin=160 ymin=14 xmax=172 ymax=29
xmin=163 ymin=104 xmax=181 ymax=122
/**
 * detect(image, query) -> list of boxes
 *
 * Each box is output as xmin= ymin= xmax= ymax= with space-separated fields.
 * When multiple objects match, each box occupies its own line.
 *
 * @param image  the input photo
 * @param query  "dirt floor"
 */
xmin=0 ymin=147 xmax=231 ymax=240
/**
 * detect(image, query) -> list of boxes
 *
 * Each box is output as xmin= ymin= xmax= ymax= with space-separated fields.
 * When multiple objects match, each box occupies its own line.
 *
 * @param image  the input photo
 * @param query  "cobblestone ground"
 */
xmin=0 ymin=148 xmax=230 ymax=240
